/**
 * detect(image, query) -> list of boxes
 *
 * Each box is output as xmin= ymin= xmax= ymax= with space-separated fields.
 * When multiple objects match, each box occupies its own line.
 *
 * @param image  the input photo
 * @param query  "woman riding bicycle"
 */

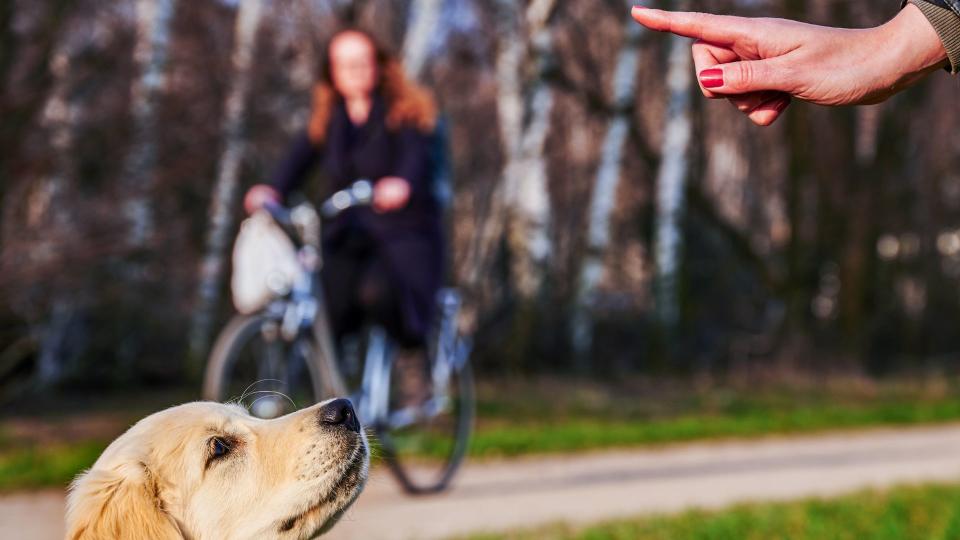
xmin=245 ymin=28 xmax=442 ymax=353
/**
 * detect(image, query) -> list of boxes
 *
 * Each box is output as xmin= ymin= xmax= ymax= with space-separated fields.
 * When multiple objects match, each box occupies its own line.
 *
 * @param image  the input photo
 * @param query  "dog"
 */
xmin=66 ymin=398 xmax=368 ymax=539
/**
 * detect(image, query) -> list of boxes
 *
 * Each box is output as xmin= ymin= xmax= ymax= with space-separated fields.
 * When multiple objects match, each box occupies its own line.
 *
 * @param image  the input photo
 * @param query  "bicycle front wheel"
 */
xmin=203 ymin=313 xmax=323 ymax=419
xmin=377 ymin=354 xmax=474 ymax=494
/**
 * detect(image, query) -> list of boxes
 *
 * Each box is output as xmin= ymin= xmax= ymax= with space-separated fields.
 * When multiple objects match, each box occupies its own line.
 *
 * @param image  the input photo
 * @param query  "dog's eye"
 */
xmin=205 ymin=436 xmax=237 ymax=470
xmin=208 ymin=437 xmax=232 ymax=461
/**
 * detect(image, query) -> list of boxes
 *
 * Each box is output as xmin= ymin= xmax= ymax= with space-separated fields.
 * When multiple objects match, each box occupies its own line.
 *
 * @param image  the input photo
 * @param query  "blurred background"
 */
xmin=4 ymin=0 xmax=960 ymax=538
xmin=7 ymin=0 xmax=960 ymax=388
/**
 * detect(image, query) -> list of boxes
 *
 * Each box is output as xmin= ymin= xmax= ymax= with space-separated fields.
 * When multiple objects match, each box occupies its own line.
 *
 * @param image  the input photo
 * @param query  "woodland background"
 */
xmin=3 ymin=0 xmax=960 ymax=392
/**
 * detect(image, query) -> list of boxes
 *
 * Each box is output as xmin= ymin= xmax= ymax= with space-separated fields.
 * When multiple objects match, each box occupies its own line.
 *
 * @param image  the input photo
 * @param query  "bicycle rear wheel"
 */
xmin=203 ymin=313 xmax=323 ymax=419
xmin=377 ymin=353 xmax=474 ymax=494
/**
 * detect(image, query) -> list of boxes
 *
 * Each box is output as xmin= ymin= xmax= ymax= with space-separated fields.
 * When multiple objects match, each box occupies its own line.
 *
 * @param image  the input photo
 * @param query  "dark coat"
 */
xmin=271 ymin=94 xmax=443 ymax=341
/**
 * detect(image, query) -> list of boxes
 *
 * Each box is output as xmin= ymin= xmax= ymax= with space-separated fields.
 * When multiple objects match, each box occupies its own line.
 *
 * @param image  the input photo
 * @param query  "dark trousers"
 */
xmin=321 ymin=231 xmax=424 ymax=348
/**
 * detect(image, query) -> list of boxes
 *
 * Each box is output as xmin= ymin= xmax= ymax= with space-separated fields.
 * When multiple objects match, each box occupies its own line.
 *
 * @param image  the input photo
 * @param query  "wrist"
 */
xmin=909 ymin=0 xmax=960 ymax=73
xmin=880 ymin=3 xmax=949 ymax=81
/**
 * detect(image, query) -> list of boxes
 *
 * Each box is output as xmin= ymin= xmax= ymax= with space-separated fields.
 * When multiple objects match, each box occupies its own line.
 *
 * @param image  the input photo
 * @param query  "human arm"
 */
xmin=243 ymin=132 xmax=321 ymax=214
xmin=630 ymin=3 xmax=949 ymax=126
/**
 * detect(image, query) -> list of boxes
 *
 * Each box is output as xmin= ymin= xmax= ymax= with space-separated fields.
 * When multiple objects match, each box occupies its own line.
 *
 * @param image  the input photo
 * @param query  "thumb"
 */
xmin=699 ymin=59 xmax=792 ymax=95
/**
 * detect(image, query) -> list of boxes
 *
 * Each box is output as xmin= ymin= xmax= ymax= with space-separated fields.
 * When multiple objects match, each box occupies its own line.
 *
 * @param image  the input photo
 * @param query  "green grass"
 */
xmin=6 ymin=376 xmax=960 ymax=491
xmin=467 ymin=399 xmax=960 ymax=457
xmin=462 ymin=376 xmax=960 ymax=458
xmin=459 ymin=483 xmax=960 ymax=540
xmin=0 ymin=441 xmax=106 ymax=491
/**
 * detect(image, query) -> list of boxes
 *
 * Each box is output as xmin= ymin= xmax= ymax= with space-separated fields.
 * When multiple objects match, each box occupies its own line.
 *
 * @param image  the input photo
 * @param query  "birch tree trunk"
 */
xmin=36 ymin=47 xmax=76 ymax=263
xmin=653 ymin=33 xmax=693 ymax=328
xmin=187 ymin=0 xmax=264 ymax=367
xmin=402 ymin=0 xmax=445 ymax=81
xmin=465 ymin=0 xmax=557 ymax=299
xmin=570 ymin=10 xmax=644 ymax=362
xmin=34 ymin=43 xmax=79 ymax=386
xmin=290 ymin=1 xmax=320 ymax=93
xmin=505 ymin=0 xmax=558 ymax=299
xmin=29 ymin=15 xmax=100 ymax=385
xmin=0 ymin=0 xmax=74 ymax=255
xmin=120 ymin=0 xmax=176 ymax=249
xmin=462 ymin=0 xmax=524 ymax=291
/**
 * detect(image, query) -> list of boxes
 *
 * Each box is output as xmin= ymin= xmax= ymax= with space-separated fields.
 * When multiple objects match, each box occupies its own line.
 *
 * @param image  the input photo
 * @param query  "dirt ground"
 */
xmin=6 ymin=423 xmax=960 ymax=540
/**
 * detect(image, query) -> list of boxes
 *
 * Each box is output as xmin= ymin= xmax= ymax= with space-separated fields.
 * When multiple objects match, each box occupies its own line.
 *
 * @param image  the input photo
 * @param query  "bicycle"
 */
xmin=202 ymin=180 xmax=474 ymax=494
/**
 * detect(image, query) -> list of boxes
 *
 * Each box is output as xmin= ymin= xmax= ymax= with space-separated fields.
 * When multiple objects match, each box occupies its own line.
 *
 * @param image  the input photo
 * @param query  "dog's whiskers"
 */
xmin=242 ymin=379 xmax=287 ymax=404
xmin=224 ymin=379 xmax=289 ymax=408
xmin=247 ymin=390 xmax=298 ymax=413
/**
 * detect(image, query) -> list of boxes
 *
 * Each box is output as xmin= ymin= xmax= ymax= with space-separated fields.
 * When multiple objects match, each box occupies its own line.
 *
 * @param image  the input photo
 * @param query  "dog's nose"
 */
xmin=318 ymin=398 xmax=360 ymax=433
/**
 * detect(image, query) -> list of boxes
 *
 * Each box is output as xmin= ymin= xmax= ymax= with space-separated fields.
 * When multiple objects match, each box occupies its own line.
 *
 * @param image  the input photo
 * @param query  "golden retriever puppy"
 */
xmin=66 ymin=398 xmax=368 ymax=539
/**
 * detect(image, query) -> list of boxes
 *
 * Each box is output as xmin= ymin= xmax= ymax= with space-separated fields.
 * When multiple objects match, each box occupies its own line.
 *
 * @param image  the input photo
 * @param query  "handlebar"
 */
xmin=263 ymin=179 xmax=373 ymax=223
xmin=261 ymin=202 xmax=303 ymax=248
xmin=262 ymin=201 xmax=293 ymax=227
xmin=260 ymin=179 xmax=374 ymax=247
xmin=320 ymin=179 xmax=374 ymax=219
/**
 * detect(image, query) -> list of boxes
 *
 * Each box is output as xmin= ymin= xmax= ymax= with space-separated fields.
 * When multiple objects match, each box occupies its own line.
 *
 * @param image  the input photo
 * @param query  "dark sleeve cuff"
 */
xmin=907 ymin=0 xmax=960 ymax=73
xmin=905 ymin=0 xmax=960 ymax=17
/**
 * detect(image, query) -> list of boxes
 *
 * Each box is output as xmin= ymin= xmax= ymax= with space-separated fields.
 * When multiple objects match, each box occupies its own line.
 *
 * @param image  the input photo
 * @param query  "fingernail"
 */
xmin=700 ymin=68 xmax=723 ymax=89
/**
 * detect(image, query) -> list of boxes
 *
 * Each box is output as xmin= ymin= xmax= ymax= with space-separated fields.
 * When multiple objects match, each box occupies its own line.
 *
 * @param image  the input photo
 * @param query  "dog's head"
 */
xmin=66 ymin=399 xmax=368 ymax=539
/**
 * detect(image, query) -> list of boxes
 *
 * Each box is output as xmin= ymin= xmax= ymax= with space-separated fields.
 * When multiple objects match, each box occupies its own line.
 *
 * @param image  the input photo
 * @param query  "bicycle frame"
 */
xmin=356 ymin=327 xmax=392 ymax=425
xmin=261 ymin=181 xmax=372 ymax=399
xmin=374 ymin=289 xmax=471 ymax=431
xmin=260 ymin=184 xmax=469 ymax=430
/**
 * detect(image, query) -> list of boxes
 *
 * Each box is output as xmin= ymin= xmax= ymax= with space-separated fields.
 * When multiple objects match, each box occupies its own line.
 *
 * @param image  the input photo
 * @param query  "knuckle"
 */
xmin=736 ymin=62 xmax=756 ymax=90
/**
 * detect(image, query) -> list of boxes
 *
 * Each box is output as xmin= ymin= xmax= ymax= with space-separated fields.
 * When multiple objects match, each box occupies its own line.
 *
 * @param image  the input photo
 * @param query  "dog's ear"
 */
xmin=66 ymin=462 xmax=181 ymax=540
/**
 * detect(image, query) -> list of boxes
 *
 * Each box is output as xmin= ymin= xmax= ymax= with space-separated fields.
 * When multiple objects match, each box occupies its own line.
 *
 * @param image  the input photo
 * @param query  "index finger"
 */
xmin=631 ymin=6 xmax=752 ymax=46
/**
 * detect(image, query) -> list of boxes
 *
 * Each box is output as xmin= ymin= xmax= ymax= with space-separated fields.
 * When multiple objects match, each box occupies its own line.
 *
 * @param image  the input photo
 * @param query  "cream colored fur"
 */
xmin=66 ymin=400 xmax=368 ymax=540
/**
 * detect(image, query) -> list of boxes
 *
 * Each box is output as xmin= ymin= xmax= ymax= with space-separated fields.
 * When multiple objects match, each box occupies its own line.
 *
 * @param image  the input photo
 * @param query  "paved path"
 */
xmin=8 ymin=424 xmax=960 ymax=540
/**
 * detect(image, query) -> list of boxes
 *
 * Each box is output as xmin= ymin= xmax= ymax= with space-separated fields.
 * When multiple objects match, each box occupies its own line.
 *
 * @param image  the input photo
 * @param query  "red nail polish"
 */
xmin=700 ymin=68 xmax=723 ymax=89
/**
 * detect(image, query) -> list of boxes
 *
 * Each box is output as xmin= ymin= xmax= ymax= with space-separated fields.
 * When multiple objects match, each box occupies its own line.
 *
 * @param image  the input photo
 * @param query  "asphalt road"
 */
xmin=7 ymin=424 xmax=960 ymax=540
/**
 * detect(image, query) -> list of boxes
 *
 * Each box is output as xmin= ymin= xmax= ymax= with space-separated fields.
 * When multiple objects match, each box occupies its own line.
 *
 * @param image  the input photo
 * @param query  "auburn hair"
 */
xmin=308 ymin=29 xmax=437 ymax=145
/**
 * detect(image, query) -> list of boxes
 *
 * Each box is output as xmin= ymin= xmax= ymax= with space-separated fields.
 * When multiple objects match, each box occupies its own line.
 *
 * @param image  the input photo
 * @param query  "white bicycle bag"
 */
xmin=231 ymin=210 xmax=299 ymax=314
